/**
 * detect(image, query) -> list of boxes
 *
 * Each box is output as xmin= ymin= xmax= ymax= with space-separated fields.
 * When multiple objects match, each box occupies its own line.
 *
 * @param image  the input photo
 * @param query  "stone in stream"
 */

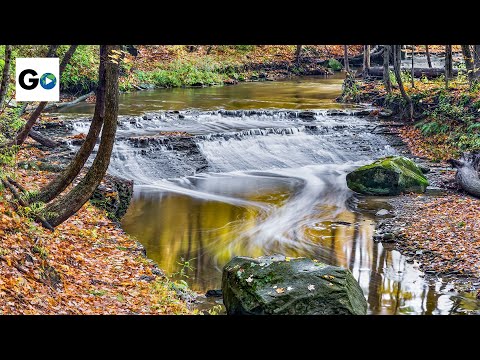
xmin=375 ymin=209 xmax=390 ymax=216
xmin=346 ymin=156 xmax=429 ymax=196
xmin=222 ymin=255 xmax=367 ymax=315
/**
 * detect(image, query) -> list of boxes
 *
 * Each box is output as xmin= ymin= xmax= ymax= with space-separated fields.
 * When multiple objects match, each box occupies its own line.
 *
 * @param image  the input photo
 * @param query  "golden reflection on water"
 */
xmin=122 ymin=189 xmax=476 ymax=314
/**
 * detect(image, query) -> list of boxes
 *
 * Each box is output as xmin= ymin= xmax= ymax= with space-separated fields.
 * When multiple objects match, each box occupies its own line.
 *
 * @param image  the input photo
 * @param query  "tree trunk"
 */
xmin=461 ymin=45 xmax=475 ymax=88
xmin=425 ymin=45 xmax=432 ymax=68
xmin=474 ymin=45 xmax=480 ymax=78
xmin=0 ymin=45 xmax=12 ymax=110
xmin=344 ymin=45 xmax=349 ymax=72
xmin=383 ymin=45 xmax=392 ymax=93
xmin=46 ymin=45 xmax=120 ymax=227
xmin=411 ymin=45 xmax=415 ymax=88
xmin=445 ymin=45 xmax=453 ymax=89
xmin=295 ymin=45 xmax=302 ymax=64
xmin=367 ymin=66 xmax=458 ymax=79
xmin=36 ymin=46 xmax=106 ymax=204
xmin=393 ymin=45 xmax=413 ymax=120
xmin=1 ymin=178 xmax=54 ymax=231
xmin=363 ymin=45 xmax=371 ymax=72
xmin=46 ymin=45 xmax=59 ymax=58
xmin=449 ymin=152 xmax=480 ymax=199
xmin=11 ymin=45 xmax=77 ymax=146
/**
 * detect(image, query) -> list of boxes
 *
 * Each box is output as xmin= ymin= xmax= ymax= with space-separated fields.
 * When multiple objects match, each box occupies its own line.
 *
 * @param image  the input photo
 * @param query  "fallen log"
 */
xmin=44 ymin=91 xmax=94 ymax=111
xmin=448 ymin=152 xmax=480 ymax=199
xmin=366 ymin=66 xmax=458 ymax=79
xmin=320 ymin=47 xmax=385 ymax=68
xmin=28 ymin=129 xmax=58 ymax=148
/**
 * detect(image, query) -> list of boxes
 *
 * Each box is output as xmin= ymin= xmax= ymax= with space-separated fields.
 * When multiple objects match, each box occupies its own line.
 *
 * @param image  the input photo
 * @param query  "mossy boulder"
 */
xmin=346 ymin=156 xmax=429 ymax=195
xmin=222 ymin=255 xmax=367 ymax=315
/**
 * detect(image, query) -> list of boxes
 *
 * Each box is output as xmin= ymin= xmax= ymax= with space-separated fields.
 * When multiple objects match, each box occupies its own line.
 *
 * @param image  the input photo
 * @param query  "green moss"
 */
xmin=346 ymin=156 xmax=429 ymax=195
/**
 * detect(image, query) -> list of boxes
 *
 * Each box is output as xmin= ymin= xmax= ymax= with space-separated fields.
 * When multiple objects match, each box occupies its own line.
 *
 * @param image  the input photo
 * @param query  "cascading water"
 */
xmin=57 ymin=77 xmax=478 ymax=314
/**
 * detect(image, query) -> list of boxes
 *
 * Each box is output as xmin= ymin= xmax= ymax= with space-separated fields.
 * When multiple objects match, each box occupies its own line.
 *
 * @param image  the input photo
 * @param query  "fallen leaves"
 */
xmin=397 ymin=194 xmax=480 ymax=278
xmin=0 ymin=147 xmax=192 ymax=315
xmin=398 ymin=126 xmax=460 ymax=161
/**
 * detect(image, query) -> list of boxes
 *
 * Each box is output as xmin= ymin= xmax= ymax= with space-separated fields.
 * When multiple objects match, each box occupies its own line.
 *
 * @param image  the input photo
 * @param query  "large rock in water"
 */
xmin=346 ymin=156 xmax=429 ymax=195
xmin=222 ymin=255 xmax=367 ymax=315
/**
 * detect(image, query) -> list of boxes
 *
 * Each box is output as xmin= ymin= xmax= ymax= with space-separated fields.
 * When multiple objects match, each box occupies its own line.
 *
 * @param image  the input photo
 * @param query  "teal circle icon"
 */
xmin=40 ymin=73 xmax=57 ymax=90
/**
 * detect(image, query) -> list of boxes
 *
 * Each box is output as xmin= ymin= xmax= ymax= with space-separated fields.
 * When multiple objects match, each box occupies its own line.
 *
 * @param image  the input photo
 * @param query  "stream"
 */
xmin=59 ymin=75 xmax=479 ymax=315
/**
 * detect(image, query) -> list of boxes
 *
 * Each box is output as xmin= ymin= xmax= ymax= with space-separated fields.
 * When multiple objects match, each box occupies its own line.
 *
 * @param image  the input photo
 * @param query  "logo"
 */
xmin=40 ymin=73 xmax=57 ymax=90
xmin=16 ymin=58 xmax=59 ymax=101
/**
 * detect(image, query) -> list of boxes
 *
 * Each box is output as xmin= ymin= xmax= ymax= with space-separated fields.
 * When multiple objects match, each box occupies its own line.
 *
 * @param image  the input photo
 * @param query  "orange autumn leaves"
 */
xmin=398 ymin=126 xmax=460 ymax=161
xmin=0 ymin=152 xmax=191 ymax=314
xmin=398 ymin=195 xmax=480 ymax=278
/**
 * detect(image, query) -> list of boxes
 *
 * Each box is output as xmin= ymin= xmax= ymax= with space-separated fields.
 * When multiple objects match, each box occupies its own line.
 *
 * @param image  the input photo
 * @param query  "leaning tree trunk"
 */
xmin=11 ymin=45 xmax=78 ymax=147
xmin=0 ymin=45 xmax=12 ymax=110
xmin=344 ymin=45 xmax=349 ymax=72
xmin=445 ymin=45 xmax=453 ymax=89
xmin=363 ymin=45 xmax=371 ymax=73
xmin=461 ymin=45 xmax=475 ymax=88
xmin=35 ymin=46 xmax=106 ymax=204
xmin=46 ymin=45 xmax=120 ymax=228
xmin=449 ymin=152 xmax=480 ymax=199
xmin=425 ymin=45 xmax=432 ymax=68
xmin=295 ymin=45 xmax=302 ymax=64
xmin=393 ymin=45 xmax=413 ymax=119
xmin=383 ymin=45 xmax=392 ymax=93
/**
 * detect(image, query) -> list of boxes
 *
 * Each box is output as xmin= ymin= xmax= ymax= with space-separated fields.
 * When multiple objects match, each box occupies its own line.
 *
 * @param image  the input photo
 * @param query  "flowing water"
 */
xmin=61 ymin=76 xmax=480 ymax=315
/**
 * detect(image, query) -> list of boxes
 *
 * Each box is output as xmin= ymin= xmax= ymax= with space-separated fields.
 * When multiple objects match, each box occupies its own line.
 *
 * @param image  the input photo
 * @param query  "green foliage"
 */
xmin=327 ymin=58 xmax=342 ymax=71
xmin=172 ymin=257 xmax=196 ymax=279
xmin=134 ymin=58 xmax=228 ymax=88
xmin=416 ymin=120 xmax=450 ymax=136
xmin=234 ymin=45 xmax=255 ymax=53
xmin=341 ymin=73 xmax=361 ymax=102
xmin=60 ymin=45 xmax=99 ymax=93
xmin=431 ymin=92 xmax=475 ymax=123
xmin=206 ymin=304 xmax=224 ymax=315
xmin=32 ymin=244 xmax=49 ymax=260
xmin=88 ymin=289 xmax=107 ymax=297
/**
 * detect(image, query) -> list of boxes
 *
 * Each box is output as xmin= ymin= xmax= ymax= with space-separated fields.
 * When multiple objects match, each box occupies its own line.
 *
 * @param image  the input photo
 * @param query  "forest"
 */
xmin=0 ymin=45 xmax=479 ymax=315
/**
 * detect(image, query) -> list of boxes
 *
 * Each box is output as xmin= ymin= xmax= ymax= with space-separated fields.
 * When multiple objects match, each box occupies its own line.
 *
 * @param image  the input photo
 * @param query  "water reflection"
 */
xmin=123 ymin=182 xmax=478 ymax=315
xmin=58 ymin=75 xmax=352 ymax=115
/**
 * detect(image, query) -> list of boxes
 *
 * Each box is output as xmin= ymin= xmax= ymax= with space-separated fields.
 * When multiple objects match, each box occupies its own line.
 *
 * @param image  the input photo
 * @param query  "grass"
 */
xmin=131 ymin=58 xmax=230 ymax=90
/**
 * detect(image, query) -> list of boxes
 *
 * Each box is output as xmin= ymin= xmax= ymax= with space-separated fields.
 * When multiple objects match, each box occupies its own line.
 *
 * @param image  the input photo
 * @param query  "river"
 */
xmin=59 ymin=75 xmax=480 ymax=315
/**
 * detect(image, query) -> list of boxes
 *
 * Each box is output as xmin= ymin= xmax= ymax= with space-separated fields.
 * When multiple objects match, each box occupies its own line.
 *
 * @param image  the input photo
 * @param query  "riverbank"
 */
xmin=58 ymin=45 xmax=363 ymax=95
xmin=340 ymin=75 xmax=480 ymax=296
xmin=0 ymin=142 xmax=194 ymax=314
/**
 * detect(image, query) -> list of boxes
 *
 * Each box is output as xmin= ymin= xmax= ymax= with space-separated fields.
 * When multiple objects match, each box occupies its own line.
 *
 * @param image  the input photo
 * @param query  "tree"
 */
xmin=34 ymin=46 xmax=107 ymax=204
xmin=0 ymin=45 xmax=12 ymax=110
xmin=445 ymin=45 xmax=453 ymax=89
xmin=393 ymin=45 xmax=413 ymax=119
xmin=425 ymin=45 xmax=432 ymax=68
xmin=295 ymin=45 xmax=303 ymax=64
xmin=45 ymin=45 xmax=120 ymax=228
xmin=11 ymin=45 xmax=78 ymax=147
xmin=411 ymin=45 xmax=415 ymax=88
xmin=461 ymin=45 xmax=476 ymax=88
xmin=474 ymin=45 xmax=480 ymax=78
xmin=344 ymin=45 xmax=349 ymax=72
xmin=383 ymin=45 xmax=392 ymax=93
xmin=363 ymin=45 xmax=370 ymax=72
